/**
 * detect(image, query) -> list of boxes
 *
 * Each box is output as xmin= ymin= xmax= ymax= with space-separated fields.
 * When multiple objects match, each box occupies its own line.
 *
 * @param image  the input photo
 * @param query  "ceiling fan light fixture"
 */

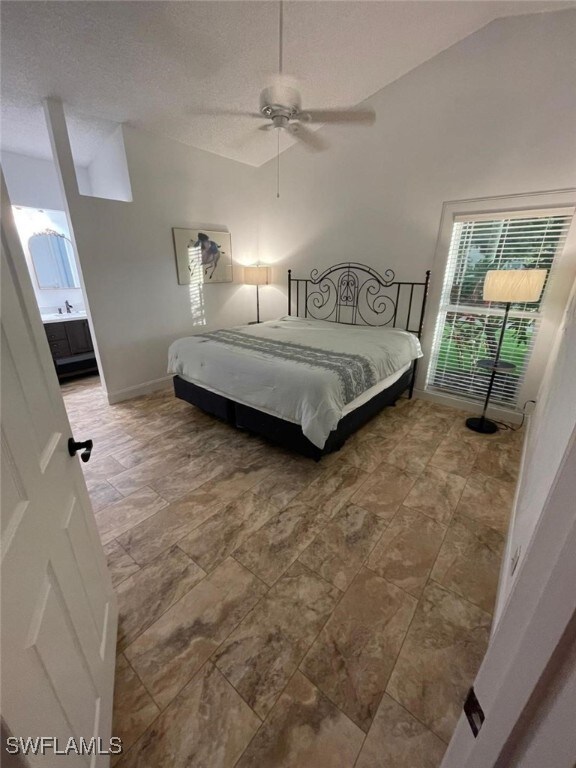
xmin=259 ymin=84 xmax=301 ymax=117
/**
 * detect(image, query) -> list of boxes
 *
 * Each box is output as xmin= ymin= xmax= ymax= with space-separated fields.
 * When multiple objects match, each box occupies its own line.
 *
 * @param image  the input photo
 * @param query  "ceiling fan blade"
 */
xmin=186 ymin=107 xmax=262 ymax=119
xmin=300 ymin=108 xmax=376 ymax=125
xmin=285 ymin=123 xmax=328 ymax=152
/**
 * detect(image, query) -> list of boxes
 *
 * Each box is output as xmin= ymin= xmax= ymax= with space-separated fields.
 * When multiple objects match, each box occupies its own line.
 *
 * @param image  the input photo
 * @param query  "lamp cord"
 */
xmin=490 ymin=399 xmax=536 ymax=432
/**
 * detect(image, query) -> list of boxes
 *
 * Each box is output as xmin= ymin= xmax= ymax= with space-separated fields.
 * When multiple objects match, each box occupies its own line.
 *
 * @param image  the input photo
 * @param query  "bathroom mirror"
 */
xmin=29 ymin=230 xmax=80 ymax=290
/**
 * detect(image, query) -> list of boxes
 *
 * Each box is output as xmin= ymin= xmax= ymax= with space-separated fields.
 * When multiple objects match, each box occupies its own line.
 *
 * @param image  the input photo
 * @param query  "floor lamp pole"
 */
xmin=256 ymin=284 xmax=260 ymax=323
xmin=466 ymin=302 xmax=511 ymax=434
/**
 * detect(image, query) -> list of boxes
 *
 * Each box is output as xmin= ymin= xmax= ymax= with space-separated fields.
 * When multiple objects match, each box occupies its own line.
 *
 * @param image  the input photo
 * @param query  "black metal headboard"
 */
xmin=288 ymin=262 xmax=430 ymax=338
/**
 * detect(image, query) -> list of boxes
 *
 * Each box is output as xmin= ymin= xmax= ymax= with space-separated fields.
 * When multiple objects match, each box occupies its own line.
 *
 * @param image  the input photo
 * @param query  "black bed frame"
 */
xmin=173 ymin=263 xmax=430 ymax=460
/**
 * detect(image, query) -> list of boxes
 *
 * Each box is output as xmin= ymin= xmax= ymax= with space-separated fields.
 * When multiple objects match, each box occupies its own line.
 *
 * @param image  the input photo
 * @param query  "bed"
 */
xmin=169 ymin=263 xmax=430 ymax=459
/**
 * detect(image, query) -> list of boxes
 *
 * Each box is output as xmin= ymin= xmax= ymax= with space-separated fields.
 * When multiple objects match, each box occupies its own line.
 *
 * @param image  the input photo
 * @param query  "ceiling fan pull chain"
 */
xmin=277 ymin=128 xmax=281 ymax=198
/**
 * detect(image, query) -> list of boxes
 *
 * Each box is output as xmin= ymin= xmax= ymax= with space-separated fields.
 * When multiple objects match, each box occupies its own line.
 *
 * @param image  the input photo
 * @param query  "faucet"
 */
xmin=65 ymin=300 xmax=73 ymax=314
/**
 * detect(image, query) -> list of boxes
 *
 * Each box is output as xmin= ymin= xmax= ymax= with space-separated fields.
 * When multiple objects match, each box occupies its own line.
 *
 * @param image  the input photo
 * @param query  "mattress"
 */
xmin=341 ymin=362 xmax=412 ymax=416
xmin=168 ymin=316 xmax=422 ymax=448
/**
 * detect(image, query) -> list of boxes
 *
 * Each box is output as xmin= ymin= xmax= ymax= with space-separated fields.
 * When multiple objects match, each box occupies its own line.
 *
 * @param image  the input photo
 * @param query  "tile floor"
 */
xmin=62 ymin=375 xmax=522 ymax=768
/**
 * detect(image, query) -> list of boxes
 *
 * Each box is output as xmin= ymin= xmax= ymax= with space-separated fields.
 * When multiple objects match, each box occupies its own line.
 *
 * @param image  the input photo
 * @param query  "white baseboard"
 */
xmin=412 ymin=388 xmax=524 ymax=425
xmin=106 ymin=375 xmax=173 ymax=405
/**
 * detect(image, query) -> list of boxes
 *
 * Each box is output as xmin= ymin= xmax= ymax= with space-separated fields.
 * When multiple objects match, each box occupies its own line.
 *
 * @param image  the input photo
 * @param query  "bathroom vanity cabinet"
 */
xmin=43 ymin=317 xmax=98 ymax=380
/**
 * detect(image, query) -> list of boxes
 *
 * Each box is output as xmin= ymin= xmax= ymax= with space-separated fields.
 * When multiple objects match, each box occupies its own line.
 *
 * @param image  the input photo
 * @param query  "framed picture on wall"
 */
xmin=173 ymin=228 xmax=233 ymax=284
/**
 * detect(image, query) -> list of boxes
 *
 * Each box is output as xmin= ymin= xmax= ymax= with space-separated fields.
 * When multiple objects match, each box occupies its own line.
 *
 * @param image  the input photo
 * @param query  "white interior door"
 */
xmin=1 ymin=173 xmax=117 ymax=766
xmin=441 ymin=427 xmax=576 ymax=768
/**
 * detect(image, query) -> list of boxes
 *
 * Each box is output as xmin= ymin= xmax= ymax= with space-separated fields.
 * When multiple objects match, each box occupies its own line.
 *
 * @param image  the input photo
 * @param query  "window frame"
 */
xmin=418 ymin=189 xmax=576 ymax=418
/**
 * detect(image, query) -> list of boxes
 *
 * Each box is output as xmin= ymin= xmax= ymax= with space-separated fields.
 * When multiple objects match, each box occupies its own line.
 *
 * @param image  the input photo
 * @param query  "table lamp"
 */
xmin=466 ymin=268 xmax=547 ymax=434
xmin=244 ymin=265 xmax=270 ymax=323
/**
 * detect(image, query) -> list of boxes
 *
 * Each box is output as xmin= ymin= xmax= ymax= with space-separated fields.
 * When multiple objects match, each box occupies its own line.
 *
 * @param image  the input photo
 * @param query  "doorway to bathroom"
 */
xmin=12 ymin=204 xmax=100 ymax=385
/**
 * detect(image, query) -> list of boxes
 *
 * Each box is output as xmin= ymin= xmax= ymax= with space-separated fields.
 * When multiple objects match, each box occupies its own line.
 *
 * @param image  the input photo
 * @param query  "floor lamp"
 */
xmin=466 ymin=268 xmax=547 ymax=434
xmin=244 ymin=265 xmax=270 ymax=323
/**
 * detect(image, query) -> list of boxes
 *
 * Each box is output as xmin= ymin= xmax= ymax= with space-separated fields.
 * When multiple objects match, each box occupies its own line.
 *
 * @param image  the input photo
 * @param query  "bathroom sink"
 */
xmin=41 ymin=311 xmax=87 ymax=323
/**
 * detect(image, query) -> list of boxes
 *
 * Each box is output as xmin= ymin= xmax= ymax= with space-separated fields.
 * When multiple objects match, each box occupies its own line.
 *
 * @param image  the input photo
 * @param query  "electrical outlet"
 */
xmin=524 ymin=400 xmax=537 ymax=415
xmin=511 ymin=545 xmax=522 ymax=576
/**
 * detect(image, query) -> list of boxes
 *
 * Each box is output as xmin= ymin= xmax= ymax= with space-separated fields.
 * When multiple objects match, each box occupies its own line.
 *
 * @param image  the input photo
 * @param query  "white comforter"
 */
xmin=168 ymin=316 xmax=422 ymax=448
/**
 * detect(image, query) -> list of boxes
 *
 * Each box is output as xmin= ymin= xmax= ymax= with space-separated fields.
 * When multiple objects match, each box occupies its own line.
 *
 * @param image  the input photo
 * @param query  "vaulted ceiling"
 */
xmin=1 ymin=1 xmax=573 ymax=167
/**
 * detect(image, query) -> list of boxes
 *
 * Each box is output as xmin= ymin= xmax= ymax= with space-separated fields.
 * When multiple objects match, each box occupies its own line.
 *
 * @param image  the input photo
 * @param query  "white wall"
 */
xmin=494 ymin=275 xmax=576 ymax=624
xmin=86 ymin=127 xmax=132 ymax=202
xmin=255 ymin=9 xmax=576 ymax=403
xmin=45 ymin=121 xmax=259 ymax=401
xmin=1 ymin=150 xmax=91 ymax=208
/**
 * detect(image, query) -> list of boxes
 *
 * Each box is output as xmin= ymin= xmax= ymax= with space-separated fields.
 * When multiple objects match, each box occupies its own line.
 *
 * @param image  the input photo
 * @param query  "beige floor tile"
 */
xmin=94 ymin=433 xmax=144 ymax=464
xmin=86 ymin=478 xmax=124 ymax=512
xmin=96 ymin=486 xmax=169 ymax=545
xmin=146 ymin=450 xmax=235 ymax=502
xmin=112 ymin=654 xmax=160 ymax=761
xmin=301 ymin=568 xmax=417 ymax=732
xmin=298 ymin=503 xmax=387 ymax=591
xmin=367 ymin=411 xmax=414 ymax=441
xmin=355 ymin=693 xmax=447 ymax=768
xmin=338 ymin=432 xmax=403 ymax=473
xmin=431 ymin=512 xmax=504 ymax=612
xmin=116 ymin=546 xmax=205 ymax=651
xmin=150 ymin=455 xmax=275 ymax=504
xmin=429 ymin=434 xmax=480 ymax=478
xmin=107 ymin=451 xmax=197 ymax=497
xmin=404 ymin=418 xmax=445 ymax=447
xmin=446 ymin=418 xmax=498 ymax=447
xmin=233 ymin=501 xmax=328 ymax=585
xmin=403 ymin=465 xmax=466 ymax=524
xmin=367 ymin=507 xmax=446 ymax=597
xmin=386 ymin=433 xmax=440 ymax=475
xmin=83 ymin=454 xmax=127 ymax=483
xmin=103 ymin=539 xmax=140 ymax=587
xmin=252 ymin=459 xmax=324 ymax=509
xmin=109 ymin=423 xmax=210 ymax=470
xmin=178 ymin=492 xmax=280 ymax=573
xmin=116 ymin=663 xmax=260 ymax=768
xmin=124 ymin=557 xmax=267 ymax=708
xmin=295 ymin=460 xmax=370 ymax=517
xmin=473 ymin=441 xmax=521 ymax=483
xmin=214 ymin=561 xmax=340 ymax=718
xmin=448 ymin=419 xmax=524 ymax=450
xmin=168 ymin=486 xmax=227 ymax=525
xmin=457 ymin=469 xmax=515 ymax=535
xmin=386 ymin=582 xmax=491 ymax=742
xmin=116 ymin=506 xmax=195 ymax=567
xmin=235 ymin=671 xmax=365 ymax=768
xmin=351 ymin=462 xmax=420 ymax=521
xmin=211 ymin=436 xmax=271 ymax=468
xmin=413 ymin=410 xmax=457 ymax=434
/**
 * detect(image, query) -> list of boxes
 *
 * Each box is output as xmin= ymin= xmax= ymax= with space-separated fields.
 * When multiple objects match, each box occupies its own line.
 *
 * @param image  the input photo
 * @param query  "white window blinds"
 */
xmin=426 ymin=209 xmax=573 ymax=406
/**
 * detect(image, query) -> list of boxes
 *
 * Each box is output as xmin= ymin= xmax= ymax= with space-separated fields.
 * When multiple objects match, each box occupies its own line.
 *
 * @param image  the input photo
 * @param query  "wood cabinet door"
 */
xmin=66 ymin=319 xmax=93 ymax=354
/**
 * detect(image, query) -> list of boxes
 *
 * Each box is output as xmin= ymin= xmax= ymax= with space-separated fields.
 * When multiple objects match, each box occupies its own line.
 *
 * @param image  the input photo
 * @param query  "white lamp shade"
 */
xmin=244 ymin=265 xmax=269 ymax=286
xmin=483 ymin=269 xmax=547 ymax=303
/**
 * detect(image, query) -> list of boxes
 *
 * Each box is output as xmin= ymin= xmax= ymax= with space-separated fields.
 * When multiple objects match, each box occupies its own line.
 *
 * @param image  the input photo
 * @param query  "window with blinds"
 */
xmin=426 ymin=209 xmax=573 ymax=406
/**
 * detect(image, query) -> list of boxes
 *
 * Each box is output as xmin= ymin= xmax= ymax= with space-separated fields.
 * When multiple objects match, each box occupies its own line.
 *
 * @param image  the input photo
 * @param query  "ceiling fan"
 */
xmin=255 ymin=80 xmax=375 ymax=153
xmin=237 ymin=1 xmax=376 ymax=156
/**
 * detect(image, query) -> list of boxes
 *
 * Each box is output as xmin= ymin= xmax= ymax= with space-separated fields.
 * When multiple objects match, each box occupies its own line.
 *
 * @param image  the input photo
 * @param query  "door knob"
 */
xmin=68 ymin=438 xmax=93 ymax=463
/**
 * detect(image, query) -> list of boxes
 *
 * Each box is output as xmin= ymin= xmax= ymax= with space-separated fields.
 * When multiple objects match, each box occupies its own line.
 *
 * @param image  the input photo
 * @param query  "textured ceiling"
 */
xmin=1 ymin=1 xmax=573 ymax=167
